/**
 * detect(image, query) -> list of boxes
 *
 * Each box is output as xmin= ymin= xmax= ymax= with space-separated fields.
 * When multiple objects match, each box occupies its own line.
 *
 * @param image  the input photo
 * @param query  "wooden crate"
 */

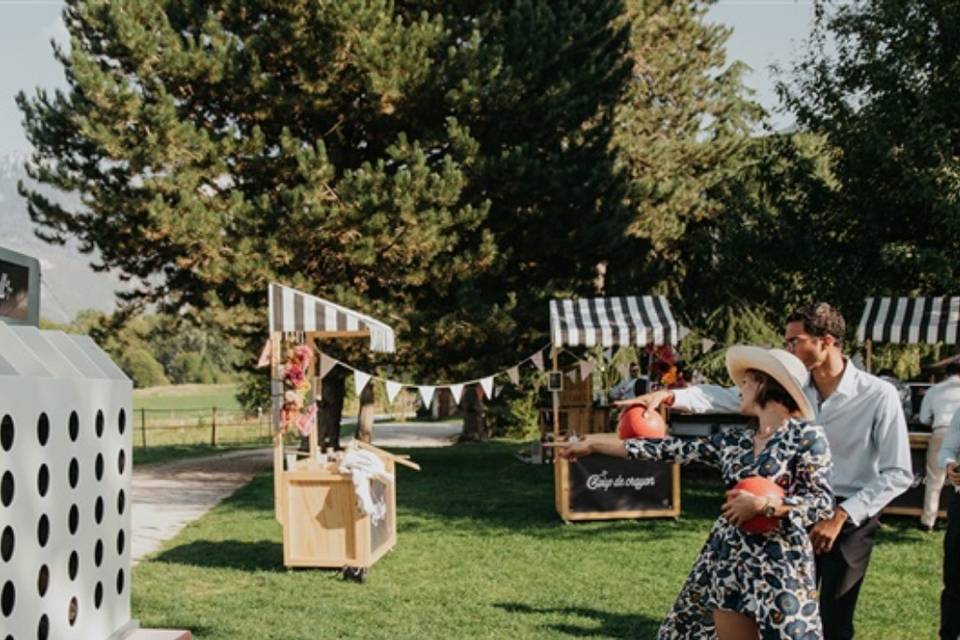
xmin=280 ymin=458 xmax=397 ymax=569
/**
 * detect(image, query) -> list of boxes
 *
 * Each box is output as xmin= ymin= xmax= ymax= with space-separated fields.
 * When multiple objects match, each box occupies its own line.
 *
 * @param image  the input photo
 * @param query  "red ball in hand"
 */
xmin=617 ymin=405 xmax=667 ymax=440
xmin=734 ymin=475 xmax=785 ymax=534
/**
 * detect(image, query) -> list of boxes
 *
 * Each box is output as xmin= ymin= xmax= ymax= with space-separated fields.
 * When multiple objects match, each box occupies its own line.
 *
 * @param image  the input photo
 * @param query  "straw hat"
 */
xmin=725 ymin=345 xmax=815 ymax=421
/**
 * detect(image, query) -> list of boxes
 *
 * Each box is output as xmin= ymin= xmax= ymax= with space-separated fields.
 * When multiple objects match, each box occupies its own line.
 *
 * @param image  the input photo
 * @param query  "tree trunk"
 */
xmin=356 ymin=382 xmax=376 ymax=443
xmin=460 ymin=385 xmax=488 ymax=441
xmin=317 ymin=369 xmax=347 ymax=451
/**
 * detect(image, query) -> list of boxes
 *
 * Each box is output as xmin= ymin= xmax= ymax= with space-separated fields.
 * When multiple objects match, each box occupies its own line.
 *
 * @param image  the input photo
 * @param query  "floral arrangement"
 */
xmin=279 ymin=344 xmax=317 ymax=435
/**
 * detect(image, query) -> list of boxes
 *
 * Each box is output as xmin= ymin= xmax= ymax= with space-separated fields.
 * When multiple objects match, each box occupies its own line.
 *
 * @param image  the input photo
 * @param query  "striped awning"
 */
xmin=549 ymin=296 xmax=683 ymax=347
xmin=857 ymin=297 xmax=960 ymax=345
xmin=268 ymin=283 xmax=396 ymax=352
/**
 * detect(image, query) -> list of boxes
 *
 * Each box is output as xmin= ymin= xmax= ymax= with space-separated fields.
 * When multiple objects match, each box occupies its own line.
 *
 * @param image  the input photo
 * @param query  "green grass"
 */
xmin=132 ymin=442 xmax=270 ymax=466
xmin=133 ymin=383 xmax=244 ymax=412
xmin=132 ymin=442 xmax=942 ymax=639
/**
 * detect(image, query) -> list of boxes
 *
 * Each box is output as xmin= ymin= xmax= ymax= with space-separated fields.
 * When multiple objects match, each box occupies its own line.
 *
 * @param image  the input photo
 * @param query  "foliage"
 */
xmin=486 ymin=385 xmax=540 ymax=440
xmin=119 ymin=346 xmax=169 ymax=388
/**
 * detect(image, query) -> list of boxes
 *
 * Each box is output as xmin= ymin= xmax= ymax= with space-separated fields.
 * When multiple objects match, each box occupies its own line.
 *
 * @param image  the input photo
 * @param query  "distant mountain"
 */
xmin=0 ymin=153 xmax=129 ymax=323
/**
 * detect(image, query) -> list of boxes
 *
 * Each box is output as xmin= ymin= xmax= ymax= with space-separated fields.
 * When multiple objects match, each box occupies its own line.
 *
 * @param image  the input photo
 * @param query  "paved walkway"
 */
xmin=131 ymin=420 xmax=462 ymax=564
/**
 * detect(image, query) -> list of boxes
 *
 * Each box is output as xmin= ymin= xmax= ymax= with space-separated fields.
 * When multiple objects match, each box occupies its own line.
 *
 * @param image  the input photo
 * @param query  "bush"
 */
xmin=237 ymin=371 xmax=271 ymax=412
xmin=486 ymin=385 xmax=540 ymax=440
xmin=119 ymin=347 xmax=169 ymax=388
xmin=168 ymin=352 xmax=220 ymax=384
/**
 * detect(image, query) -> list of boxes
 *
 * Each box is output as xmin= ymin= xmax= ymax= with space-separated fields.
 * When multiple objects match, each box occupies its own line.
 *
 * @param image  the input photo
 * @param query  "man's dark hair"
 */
xmin=946 ymin=361 xmax=960 ymax=377
xmin=746 ymin=369 xmax=801 ymax=413
xmin=786 ymin=302 xmax=846 ymax=345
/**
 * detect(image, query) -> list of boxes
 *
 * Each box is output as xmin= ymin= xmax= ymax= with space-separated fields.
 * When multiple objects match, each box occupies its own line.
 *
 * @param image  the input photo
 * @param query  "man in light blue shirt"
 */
xmin=624 ymin=302 xmax=912 ymax=640
xmin=936 ymin=407 xmax=960 ymax=639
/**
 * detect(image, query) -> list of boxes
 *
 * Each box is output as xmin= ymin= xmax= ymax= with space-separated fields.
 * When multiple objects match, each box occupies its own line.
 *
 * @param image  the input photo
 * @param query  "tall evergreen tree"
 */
xmin=780 ymin=0 xmax=960 ymax=311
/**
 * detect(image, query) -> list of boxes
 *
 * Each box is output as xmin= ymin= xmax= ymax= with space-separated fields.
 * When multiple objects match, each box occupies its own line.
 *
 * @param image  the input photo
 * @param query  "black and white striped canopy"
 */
xmin=857 ymin=296 xmax=960 ymax=345
xmin=268 ymin=283 xmax=396 ymax=352
xmin=550 ymin=296 xmax=683 ymax=347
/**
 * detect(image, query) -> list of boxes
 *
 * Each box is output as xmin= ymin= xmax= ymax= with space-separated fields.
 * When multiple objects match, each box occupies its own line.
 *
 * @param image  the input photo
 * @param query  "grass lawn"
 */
xmin=132 ymin=442 xmax=941 ymax=639
xmin=133 ymin=383 xmax=244 ymax=412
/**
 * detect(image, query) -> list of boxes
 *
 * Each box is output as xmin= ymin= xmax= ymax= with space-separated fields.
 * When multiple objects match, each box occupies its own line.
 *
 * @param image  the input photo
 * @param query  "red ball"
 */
xmin=733 ymin=476 xmax=785 ymax=534
xmin=617 ymin=405 xmax=667 ymax=440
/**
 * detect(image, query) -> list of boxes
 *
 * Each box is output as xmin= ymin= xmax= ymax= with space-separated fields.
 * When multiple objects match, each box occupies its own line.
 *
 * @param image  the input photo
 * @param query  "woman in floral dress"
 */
xmin=555 ymin=346 xmax=834 ymax=640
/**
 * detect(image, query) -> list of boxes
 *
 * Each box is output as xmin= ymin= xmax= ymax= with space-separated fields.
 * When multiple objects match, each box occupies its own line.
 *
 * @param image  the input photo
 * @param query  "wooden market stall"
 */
xmin=857 ymin=296 xmax=959 ymax=519
xmin=268 ymin=283 xmax=418 ymax=577
xmin=548 ymin=296 xmax=684 ymax=521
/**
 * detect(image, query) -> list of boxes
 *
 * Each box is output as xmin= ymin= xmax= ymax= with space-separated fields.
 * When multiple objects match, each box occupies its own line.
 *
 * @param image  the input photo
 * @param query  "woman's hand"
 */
xmin=550 ymin=440 xmax=593 ymax=462
xmin=721 ymin=489 xmax=766 ymax=528
xmin=614 ymin=389 xmax=672 ymax=411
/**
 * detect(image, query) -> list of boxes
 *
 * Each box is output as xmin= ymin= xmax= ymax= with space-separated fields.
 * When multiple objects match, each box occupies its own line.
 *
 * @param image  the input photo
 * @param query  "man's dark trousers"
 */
xmin=815 ymin=513 xmax=882 ymax=640
xmin=942 ymin=491 xmax=960 ymax=640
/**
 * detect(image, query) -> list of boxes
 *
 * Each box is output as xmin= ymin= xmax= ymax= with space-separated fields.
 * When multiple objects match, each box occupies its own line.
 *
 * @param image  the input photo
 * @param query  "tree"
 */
xmin=779 ymin=0 xmax=960 ymax=313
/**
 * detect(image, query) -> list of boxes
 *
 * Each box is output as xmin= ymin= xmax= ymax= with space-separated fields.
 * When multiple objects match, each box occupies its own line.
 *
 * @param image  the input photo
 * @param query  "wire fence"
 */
xmin=133 ymin=407 xmax=273 ymax=448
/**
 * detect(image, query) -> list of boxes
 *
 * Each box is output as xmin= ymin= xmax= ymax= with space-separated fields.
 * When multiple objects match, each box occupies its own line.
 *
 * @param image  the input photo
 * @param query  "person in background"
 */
xmin=622 ymin=302 xmax=913 ymax=640
xmin=877 ymin=368 xmax=913 ymax=423
xmin=609 ymin=362 xmax=648 ymax=402
xmin=936 ymin=405 xmax=960 ymax=639
xmin=918 ymin=362 xmax=960 ymax=532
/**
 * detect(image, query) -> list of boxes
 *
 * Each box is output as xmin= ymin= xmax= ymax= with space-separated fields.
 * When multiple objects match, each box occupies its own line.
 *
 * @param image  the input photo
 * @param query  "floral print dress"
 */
xmin=625 ymin=419 xmax=833 ymax=640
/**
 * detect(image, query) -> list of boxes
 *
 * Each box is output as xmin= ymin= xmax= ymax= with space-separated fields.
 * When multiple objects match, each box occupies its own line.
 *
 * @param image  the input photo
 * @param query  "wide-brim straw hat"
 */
xmin=725 ymin=345 xmax=815 ymax=421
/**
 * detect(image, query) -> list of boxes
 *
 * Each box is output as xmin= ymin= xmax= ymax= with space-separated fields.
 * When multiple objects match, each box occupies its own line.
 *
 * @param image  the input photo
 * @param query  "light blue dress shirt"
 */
xmin=672 ymin=359 xmax=913 ymax=526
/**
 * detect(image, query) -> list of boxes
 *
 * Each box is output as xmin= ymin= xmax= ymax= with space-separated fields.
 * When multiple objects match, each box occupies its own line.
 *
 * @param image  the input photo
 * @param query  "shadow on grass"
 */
xmin=495 ymin=602 xmax=662 ymax=638
xmin=396 ymin=442 xmax=724 ymax=539
xmin=153 ymin=539 xmax=285 ymax=572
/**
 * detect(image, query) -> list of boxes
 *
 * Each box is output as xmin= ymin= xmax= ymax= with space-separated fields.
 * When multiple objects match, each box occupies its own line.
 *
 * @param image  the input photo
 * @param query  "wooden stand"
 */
xmin=554 ymin=433 xmax=680 ymax=522
xmin=883 ymin=431 xmax=949 ymax=519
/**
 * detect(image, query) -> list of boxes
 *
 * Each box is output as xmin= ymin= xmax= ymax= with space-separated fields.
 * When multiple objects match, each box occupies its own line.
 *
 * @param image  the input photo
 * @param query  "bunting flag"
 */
xmin=319 ymin=353 xmax=337 ymax=379
xmin=448 ymin=383 xmax=464 ymax=404
xmin=418 ymin=385 xmax=436 ymax=409
xmin=701 ymin=338 xmax=716 ymax=353
xmin=479 ymin=376 xmax=494 ymax=399
xmin=354 ymin=370 xmax=372 ymax=397
xmin=531 ymin=351 xmax=544 ymax=372
xmin=565 ymin=368 xmax=578 ymax=383
xmin=493 ymin=384 xmax=502 ymax=398
xmin=507 ymin=366 xmax=520 ymax=385
xmin=385 ymin=380 xmax=403 ymax=404
xmin=579 ymin=360 xmax=595 ymax=379
xmin=256 ymin=339 xmax=272 ymax=368
xmin=603 ymin=348 xmax=613 ymax=360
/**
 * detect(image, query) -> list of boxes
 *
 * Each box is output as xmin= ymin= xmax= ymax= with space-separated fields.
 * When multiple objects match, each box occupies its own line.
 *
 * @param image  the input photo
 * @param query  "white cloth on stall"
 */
xmin=339 ymin=450 xmax=395 ymax=523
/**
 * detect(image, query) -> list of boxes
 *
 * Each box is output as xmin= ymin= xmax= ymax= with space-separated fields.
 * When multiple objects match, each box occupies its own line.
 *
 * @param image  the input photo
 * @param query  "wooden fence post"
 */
xmin=140 ymin=408 xmax=147 ymax=449
xmin=211 ymin=406 xmax=218 ymax=447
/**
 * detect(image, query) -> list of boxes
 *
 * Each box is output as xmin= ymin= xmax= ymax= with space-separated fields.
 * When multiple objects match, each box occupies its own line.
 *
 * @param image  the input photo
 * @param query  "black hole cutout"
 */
xmin=1 ymin=526 xmax=13 ymax=562
xmin=118 ymin=449 xmax=126 ymax=475
xmin=38 ymin=613 xmax=49 ymax=640
xmin=117 ymin=529 xmax=125 ymax=555
xmin=0 ymin=415 xmax=12 ymax=452
xmin=38 ymin=464 xmax=49 ymax=497
xmin=117 ymin=489 xmax=126 ymax=515
xmin=95 ymin=410 xmax=104 ymax=438
xmin=68 ymin=596 xmax=78 ymax=626
xmin=94 ymin=539 xmax=103 ymax=567
xmin=95 ymin=454 xmax=104 ymax=481
xmin=118 ymin=409 xmax=126 ymax=435
xmin=1 ymin=581 xmax=13 ymax=617
xmin=37 ymin=514 xmax=49 ymax=547
xmin=95 ymin=497 xmax=104 ymax=524
xmin=68 ymin=550 xmax=79 ymax=581
xmin=116 ymin=568 xmax=125 ymax=595
xmin=37 ymin=413 xmax=49 ymax=446
xmin=1 ymin=471 xmax=13 ymax=508
xmin=68 ymin=504 xmax=79 ymax=535
xmin=68 ymin=458 xmax=79 ymax=489
xmin=38 ymin=564 xmax=49 ymax=597
xmin=68 ymin=411 xmax=79 ymax=442
xmin=94 ymin=581 xmax=103 ymax=609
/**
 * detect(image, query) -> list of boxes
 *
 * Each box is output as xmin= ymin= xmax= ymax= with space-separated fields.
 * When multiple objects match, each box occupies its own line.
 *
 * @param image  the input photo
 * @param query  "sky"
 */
xmin=0 ymin=0 xmax=826 ymax=156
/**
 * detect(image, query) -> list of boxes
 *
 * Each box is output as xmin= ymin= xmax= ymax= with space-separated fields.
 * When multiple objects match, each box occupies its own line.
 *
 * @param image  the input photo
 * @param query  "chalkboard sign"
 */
xmin=567 ymin=455 xmax=675 ymax=513
xmin=0 ymin=247 xmax=40 ymax=327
